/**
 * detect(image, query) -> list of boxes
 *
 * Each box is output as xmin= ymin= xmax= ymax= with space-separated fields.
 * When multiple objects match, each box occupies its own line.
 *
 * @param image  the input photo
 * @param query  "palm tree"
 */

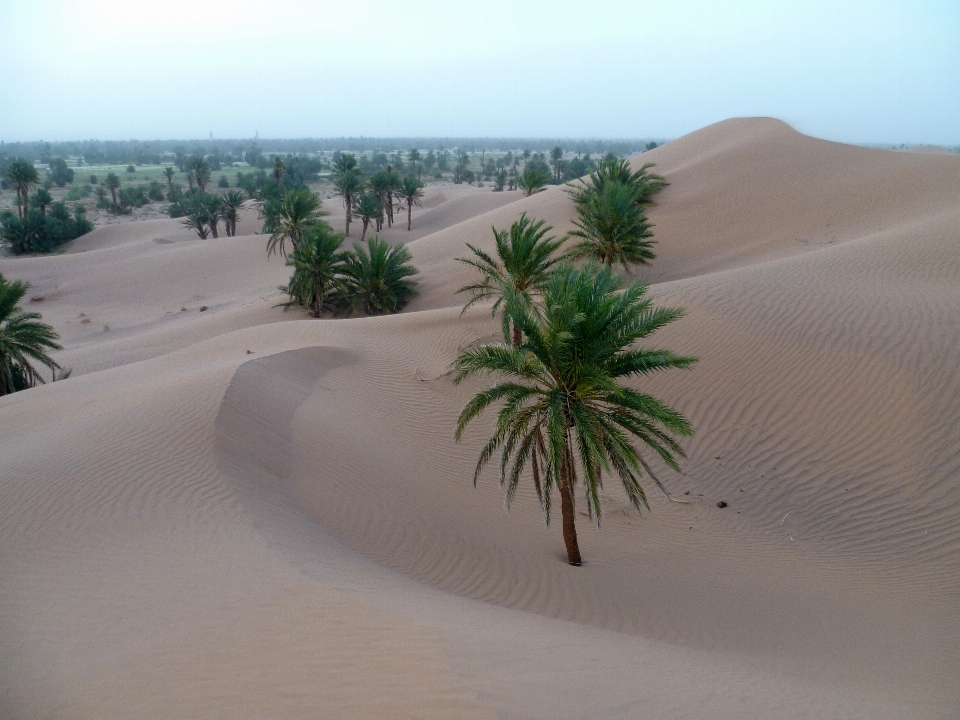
xmin=282 ymin=223 xmax=348 ymax=317
xmin=163 ymin=166 xmax=175 ymax=197
xmin=5 ymin=158 xmax=39 ymax=218
xmin=340 ymin=237 xmax=418 ymax=315
xmin=0 ymin=274 xmax=64 ymax=396
xmin=453 ymin=262 xmax=696 ymax=565
xmin=202 ymin=194 xmax=223 ymax=238
xmin=272 ymin=156 xmax=286 ymax=188
xmin=174 ymin=149 xmax=187 ymax=171
xmin=332 ymin=168 xmax=364 ymax=237
xmin=397 ymin=175 xmax=424 ymax=231
xmin=569 ymin=157 xmax=668 ymax=210
xmin=354 ymin=192 xmax=382 ymax=242
xmin=180 ymin=202 xmax=210 ymax=239
xmin=32 ymin=187 xmax=53 ymax=216
xmin=456 ymin=213 xmax=564 ymax=346
xmin=190 ymin=156 xmax=211 ymax=195
xmin=104 ymin=173 xmax=121 ymax=211
xmin=408 ymin=148 xmax=422 ymax=179
xmin=565 ymin=181 xmax=656 ymax=271
xmin=550 ymin=146 xmax=563 ymax=179
xmin=221 ymin=190 xmax=245 ymax=237
xmin=516 ymin=166 xmax=550 ymax=197
xmin=493 ymin=169 xmax=507 ymax=192
xmin=367 ymin=170 xmax=394 ymax=231
xmin=266 ymin=187 xmax=326 ymax=258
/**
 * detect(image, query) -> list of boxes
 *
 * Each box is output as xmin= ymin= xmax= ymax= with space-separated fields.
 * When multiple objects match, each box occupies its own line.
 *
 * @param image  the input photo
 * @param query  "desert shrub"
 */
xmin=89 ymin=174 xmax=98 ymax=185
xmin=147 ymin=180 xmax=165 ymax=201
xmin=65 ymin=184 xmax=91 ymax=201
xmin=217 ymin=175 xmax=230 ymax=188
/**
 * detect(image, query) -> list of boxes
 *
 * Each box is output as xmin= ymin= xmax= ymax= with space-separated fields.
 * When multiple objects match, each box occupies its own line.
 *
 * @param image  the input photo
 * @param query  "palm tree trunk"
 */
xmin=407 ymin=201 xmax=412 ymax=231
xmin=361 ymin=220 xmax=369 ymax=242
xmin=16 ymin=187 xmax=23 ymax=219
xmin=345 ymin=195 xmax=352 ymax=237
xmin=512 ymin=325 xmax=522 ymax=347
xmin=559 ymin=444 xmax=582 ymax=566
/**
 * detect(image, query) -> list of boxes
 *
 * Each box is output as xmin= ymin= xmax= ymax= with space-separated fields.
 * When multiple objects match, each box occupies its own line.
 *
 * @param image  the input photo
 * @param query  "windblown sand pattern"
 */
xmin=1 ymin=118 xmax=958 ymax=719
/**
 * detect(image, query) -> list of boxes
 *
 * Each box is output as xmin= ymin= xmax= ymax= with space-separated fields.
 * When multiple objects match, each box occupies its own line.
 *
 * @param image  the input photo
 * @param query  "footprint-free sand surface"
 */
xmin=1 ymin=118 xmax=958 ymax=719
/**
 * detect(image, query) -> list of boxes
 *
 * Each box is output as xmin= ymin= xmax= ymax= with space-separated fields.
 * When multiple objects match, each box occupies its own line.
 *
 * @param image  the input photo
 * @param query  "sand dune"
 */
xmin=1 ymin=118 xmax=958 ymax=718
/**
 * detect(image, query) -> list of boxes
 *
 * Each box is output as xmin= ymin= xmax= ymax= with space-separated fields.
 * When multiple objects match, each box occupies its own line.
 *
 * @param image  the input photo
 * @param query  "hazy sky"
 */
xmin=0 ymin=0 xmax=957 ymax=144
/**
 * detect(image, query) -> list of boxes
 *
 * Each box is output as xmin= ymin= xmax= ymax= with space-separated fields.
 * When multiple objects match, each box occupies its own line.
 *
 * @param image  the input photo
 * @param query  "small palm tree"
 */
xmin=354 ymin=192 xmax=381 ymax=242
xmin=180 ymin=202 xmax=210 ymax=239
xmin=32 ymin=187 xmax=53 ymax=216
xmin=456 ymin=213 xmax=564 ymax=346
xmin=0 ymin=274 xmax=64 ymax=396
xmin=4 ymin=158 xmax=39 ymax=218
xmin=163 ymin=166 xmax=175 ymax=197
xmin=221 ymin=190 xmax=246 ymax=237
xmin=453 ymin=262 xmax=696 ymax=565
xmin=340 ymin=237 xmax=418 ymax=315
xmin=332 ymin=168 xmax=364 ymax=237
xmin=566 ymin=181 xmax=656 ymax=271
xmin=493 ymin=169 xmax=507 ymax=192
xmin=104 ymin=173 xmax=121 ymax=211
xmin=202 ymin=194 xmax=223 ymax=238
xmin=266 ymin=187 xmax=326 ymax=258
xmin=282 ymin=223 xmax=348 ymax=317
xmin=397 ymin=175 xmax=424 ymax=231
xmin=569 ymin=157 xmax=668 ymax=210
xmin=190 ymin=156 xmax=211 ymax=195
xmin=517 ymin=166 xmax=550 ymax=197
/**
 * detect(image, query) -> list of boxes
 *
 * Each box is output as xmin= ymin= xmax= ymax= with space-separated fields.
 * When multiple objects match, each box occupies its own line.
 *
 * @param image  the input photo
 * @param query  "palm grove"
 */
xmin=453 ymin=154 xmax=695 ymax=566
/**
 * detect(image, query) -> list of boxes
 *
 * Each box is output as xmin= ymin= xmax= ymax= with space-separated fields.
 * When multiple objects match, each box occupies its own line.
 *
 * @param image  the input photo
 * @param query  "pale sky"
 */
xmin=0 ymin=0 xmax=957 ymax=144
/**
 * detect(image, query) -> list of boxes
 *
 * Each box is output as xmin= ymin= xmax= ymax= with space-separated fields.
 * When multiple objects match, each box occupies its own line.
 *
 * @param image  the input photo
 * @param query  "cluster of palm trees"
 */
xmin=4 ymin=159 xmax=40 ymax=218
xmin=263 ymin=185 xmax=419 ymax=317
xmin=330 ymin=154 xmax=425 ymax=238
xmin=180 ymin=190 xmax=246 ymax=239
xmin=453 ymin=158 xmax=692 ymax=566
xmin=0 ymin=273 xmax=68 ymax=396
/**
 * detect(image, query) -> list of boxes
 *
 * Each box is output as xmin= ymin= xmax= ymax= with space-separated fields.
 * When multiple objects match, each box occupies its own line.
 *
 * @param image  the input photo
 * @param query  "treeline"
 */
xmin=0 ymin=137 xmax=666 ymax=165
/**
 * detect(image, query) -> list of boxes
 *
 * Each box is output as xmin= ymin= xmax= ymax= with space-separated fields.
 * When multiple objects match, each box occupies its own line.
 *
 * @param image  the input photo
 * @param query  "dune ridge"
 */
xmin=1 ymin=118 xmax=958 ymax=718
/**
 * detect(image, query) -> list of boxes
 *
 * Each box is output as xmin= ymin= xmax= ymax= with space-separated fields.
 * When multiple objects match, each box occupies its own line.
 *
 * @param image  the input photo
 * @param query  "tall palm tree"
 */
xmin=493 ymin=169 xmax=507 ymax=192
xmin=104 ymin=173 xmax=121 ymax=211
xmin=163 ymin=166 xmax=176 ymax=197
xmin=565 ymin=181 xmax=656 ymax=271
xmin=272 ymin=156 xmax=286 ymax=188
xmin=282 ymin=223 xmax=348 ymax=317
xmin=5 ymin=158 xmax=39 ymax=218
xmin=353 ymin=192 xmax=381 ymax=242
xmin=266 ymin=187 xmax=326 ymax=258
xmin=340 ymin=237 xmax=418 ymax=315
xmin=453 ymin=262 xmax=696 ymax=565
xmin=456 ymin=213 xmax=564 ymax=346
xmin=367 ymin=170 xmax=394 ymax=231
xmin=516 ymin=166 xmax=550 ymax=197
xmin=397 ymin=175 xmax=424 ymax=231
xmin=190 ymin=156 xmax=211 ymax=195
xmin=0 ymin=274 xmax=64 ymax=396
xmin=550 ymin=146 xmax=563 ymax=179
xmin=408 ymin=148 xmax=422 ymax=179
xmin=202 ymin=194 xmax=223 ymax=238
xmin=332 ymin=168 xmax=363 ymax=237
xmin=221 ymin=190 xmax=246 ymax=237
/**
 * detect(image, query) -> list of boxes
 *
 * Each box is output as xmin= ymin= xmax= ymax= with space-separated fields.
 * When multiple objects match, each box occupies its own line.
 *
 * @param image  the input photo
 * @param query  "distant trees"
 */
xmin=408 ymin=148 xmax=421 ymax=179
xmin=1 ymin=202 xmax=92 ymax=254
xmin=47 ymin=158 xmax=74 ymax=187
xmin=550 ymin=146 xmax=563 ymax=179
xmin=0 ymin=274 xmax=67 ymax=396
xmin=190 ymin=156 xmax=211 ymax=195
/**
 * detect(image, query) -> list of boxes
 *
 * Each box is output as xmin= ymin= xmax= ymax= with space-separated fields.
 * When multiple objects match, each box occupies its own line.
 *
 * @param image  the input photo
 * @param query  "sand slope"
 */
xmin=1 ymin=118 xmax=959 ymax=719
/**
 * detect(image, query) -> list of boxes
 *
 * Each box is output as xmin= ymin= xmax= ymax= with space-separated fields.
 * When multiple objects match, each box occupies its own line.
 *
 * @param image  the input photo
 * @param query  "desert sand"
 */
xmin=1 ymin=118 xmax=958 ymax=719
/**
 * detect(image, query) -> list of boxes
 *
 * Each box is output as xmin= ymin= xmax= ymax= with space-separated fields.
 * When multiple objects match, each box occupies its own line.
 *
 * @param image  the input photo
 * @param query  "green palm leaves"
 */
xmin=265 ymin=188 xmax=327 ymax=258
xmin=454 ymin=263 xmax=696 ymax=565
xmin=282 ymin=224 xmax=349 ymax=317
xmin=517 ymin=166 xmax=550 ymax=196
xmin=456 ymin=213 xmax=564 ymax=346
xmin=340 ymin=237 xmax=418 ymax=315
xmin=0 ymin=274 xmax=64 ymax=396
xmin=397 ymin=175 xmax=424 ymax=231
xmin=564 ymin=156 xmax=668 ymax=271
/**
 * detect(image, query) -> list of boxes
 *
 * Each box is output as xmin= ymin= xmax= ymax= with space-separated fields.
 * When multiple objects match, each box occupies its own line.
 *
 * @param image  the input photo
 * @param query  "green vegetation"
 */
xmin=264 ymin=187 xmax=327 ymax=257
xmin=0 ymin=274 xmax=68 ymax=396
xmin=397 ymin=175 xmax=424 ymax=231
xmin=282 ymin=223 xmax=349 ymax=317
xmin=453 ymin=262 xmax=696 ymax=565
xmin=456 ymin=214 xmax=564 ymax=346
xmin=339 ymin=237 xmax=418 ymax=315
xmin=517 ymin=166 xmax=550 ymax=196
